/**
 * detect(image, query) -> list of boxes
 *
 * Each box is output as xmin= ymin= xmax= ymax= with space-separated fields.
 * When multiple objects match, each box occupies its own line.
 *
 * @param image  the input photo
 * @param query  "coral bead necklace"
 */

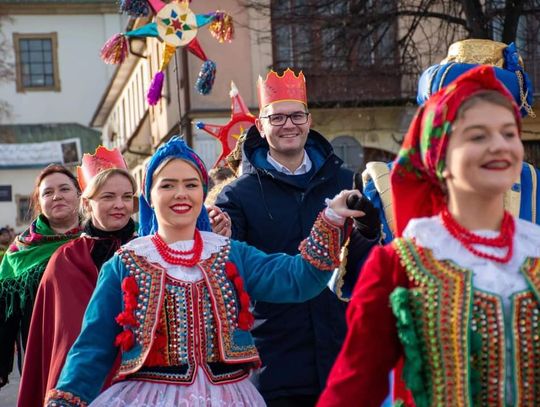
xmin=151 ymin=229 xmax=203 ymax=267
xmin=440 ymin=207 xmax=514 ymax=264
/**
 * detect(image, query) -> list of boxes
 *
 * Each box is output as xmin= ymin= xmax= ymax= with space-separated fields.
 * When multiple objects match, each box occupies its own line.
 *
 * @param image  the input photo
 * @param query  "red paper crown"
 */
xmin=77 ymin=146 xmax=128 ymax=191
xmin=257 ymin=68 xmax=307 ymax=109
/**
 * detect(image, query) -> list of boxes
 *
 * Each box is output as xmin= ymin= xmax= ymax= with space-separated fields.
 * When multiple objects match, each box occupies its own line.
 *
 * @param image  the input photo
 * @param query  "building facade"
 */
xmin=0 ymin=0 xmax=124 ymax=232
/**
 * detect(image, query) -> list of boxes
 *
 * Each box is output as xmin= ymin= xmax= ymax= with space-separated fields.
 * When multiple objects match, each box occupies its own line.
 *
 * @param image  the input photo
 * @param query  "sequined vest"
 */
xmin=114 ymin=242 xmax=260 ymax=381
xmin=391 ymin=238 xmax=540 ymax=407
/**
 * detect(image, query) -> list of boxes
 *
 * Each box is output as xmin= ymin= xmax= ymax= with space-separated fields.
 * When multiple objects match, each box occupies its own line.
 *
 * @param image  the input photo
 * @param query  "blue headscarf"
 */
xmin=139 ymin=136 xmax=211 ymax=236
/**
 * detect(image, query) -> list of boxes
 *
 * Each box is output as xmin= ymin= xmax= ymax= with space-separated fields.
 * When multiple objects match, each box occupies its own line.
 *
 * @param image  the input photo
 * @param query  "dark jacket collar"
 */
xmin=241 ymin=125 xmax=342 ymax=176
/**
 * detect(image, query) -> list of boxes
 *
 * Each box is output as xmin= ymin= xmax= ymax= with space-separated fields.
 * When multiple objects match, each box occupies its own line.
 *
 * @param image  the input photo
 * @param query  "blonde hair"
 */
xmin=81 ymin=168 xmax=137 ymax=219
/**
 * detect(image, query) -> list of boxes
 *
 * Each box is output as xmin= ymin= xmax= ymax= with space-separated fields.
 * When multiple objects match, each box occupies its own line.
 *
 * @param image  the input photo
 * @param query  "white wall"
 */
xmin=0 ymin=168 xmax=41 ymax=233
xmin=0 ymin=13 xmax=125 ymax=126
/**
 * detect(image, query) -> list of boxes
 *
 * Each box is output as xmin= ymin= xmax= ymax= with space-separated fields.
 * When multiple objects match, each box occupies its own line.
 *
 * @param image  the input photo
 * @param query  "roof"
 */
xmin=0 ymin=123 xmax=101 ymax=153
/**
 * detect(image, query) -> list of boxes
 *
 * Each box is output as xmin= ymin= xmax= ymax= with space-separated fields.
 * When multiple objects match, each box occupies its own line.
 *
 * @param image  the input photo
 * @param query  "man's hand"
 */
xmin=207 ymin=205 xmax=232 ymax=238
xmin=327 ymin=190 xmax=366 ymax=220
xmin=345 ymin=172 xmax=380 ymax=239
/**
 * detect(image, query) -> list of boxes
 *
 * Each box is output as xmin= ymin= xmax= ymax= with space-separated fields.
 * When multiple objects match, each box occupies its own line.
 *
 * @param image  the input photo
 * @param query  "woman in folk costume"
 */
xmin=0 ymin=165 xmax=81 ymax=388
xmin=18 ymin=148 xmax=138 ymax=407
xmin=318 ymin=65 xmax=540 ymax=407
xmin=45 ymin=136 xmax=360 ymax=406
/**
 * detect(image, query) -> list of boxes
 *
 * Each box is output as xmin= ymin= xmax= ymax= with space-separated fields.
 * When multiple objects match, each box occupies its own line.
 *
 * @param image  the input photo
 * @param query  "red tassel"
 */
xmin=225 ymin=261 xmax=254 ymax=330
xmin=122 ymin=276 xmax=139 ymax=295
xmin=100 ymin=33 xmax=128 ymax=64
xmin=225 ymin=262 xmax=237 ymax=279
xmin=114 ymin=330 xmax=135 ymax=351
xmin=240 ymin=292 xmax=250 ymax=308
xmin=145 ymin=322 xmax=168 ymax=366
xmin=115 ymin=310 xmax=139 ymax=327
xmin=238 ymin=311 xmax=254 ymax=330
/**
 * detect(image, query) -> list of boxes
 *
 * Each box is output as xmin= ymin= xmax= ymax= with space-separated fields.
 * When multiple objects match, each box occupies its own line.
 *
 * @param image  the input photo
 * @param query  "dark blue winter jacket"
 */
xmin=215 ymin=126 xmax=357 ymax=401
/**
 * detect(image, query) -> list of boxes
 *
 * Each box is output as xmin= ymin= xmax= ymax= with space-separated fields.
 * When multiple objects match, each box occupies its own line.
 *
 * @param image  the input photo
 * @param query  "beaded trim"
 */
xmin=299 ymin=211 xmax=344 ymax=271
xmin=470 ymin=291 xmax=505 ymax=406
xmin=114 ymin=244 xmax=260 ymax=381
xmin=45 ymin=389 xmax=88 ymax=407
xmin=200 ymin=243 xmax=260 ymax=364
xmin=115 ymin=248 xmax=167 ymax=379
xmin=394 ymin=238 xmax=473 ymax=406
xmin=394 ymin=240 xmax=540 ymax=407
xmin=513 ymin=290 xmax=540 ymax=405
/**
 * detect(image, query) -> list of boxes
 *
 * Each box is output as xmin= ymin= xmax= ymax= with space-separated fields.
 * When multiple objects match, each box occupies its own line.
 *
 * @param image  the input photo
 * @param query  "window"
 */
xmin=16 ymin=195 xmax=32 ymax=226
xmin=13 ymin=33 xmax=60 ymax=92
xmin=330 ymin=135 xmax=364 ymax=171
xmin=271 ymin=0 xmax=397 ymax=72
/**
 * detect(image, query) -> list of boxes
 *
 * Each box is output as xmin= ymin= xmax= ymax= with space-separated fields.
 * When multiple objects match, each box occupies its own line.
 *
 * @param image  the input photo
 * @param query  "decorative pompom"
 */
xmin=225 ymin=261 xmax=237 ymax=279
xmin=122 ymin=276 xmax=139 ymax=295
xmin=195 ymin=60 xmax=216 ymax=95
xmin=100 ymin=33 xmax=128 ymax=64
xmin=115 ymin=310 xmax=139 ymax=327
xmin=209 ymin=11 xmax=234 ymax=43
xmin=238 ymin=311 xmax=254 ymax=330
xmin=233 ymin=276 xmax=244 ymax=292
xmin=147 ymin=71 xmax=165 ymax=105
xmin=240 ymin=291 xmax=250 ymax=308
xmin=114 ymin=329 xmax=135 ymax=351
xmin=119 ymin=0 xmax=150 ymax=17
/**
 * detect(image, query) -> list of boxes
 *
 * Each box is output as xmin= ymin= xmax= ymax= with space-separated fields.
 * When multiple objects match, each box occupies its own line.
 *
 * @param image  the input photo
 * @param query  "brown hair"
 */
xmin=31 ymin=164 xmax=81 ymax=218
xmin=456 ymin=90 xmax=517 ymax=121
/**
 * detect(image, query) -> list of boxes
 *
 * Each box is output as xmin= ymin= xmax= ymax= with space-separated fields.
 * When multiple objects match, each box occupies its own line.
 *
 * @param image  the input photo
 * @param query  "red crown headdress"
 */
xmin=257 ymin=68 xmax=307 ymax=109
xmin=77 ymin=146 xmax=128 ymax=191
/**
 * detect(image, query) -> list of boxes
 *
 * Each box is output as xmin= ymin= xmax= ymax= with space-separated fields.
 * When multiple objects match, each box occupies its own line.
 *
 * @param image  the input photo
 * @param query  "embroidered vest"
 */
xmin=114 ymin=242 xmax=260 ymax=381
xmin=391 ymin=238 xmax=540 ymax=407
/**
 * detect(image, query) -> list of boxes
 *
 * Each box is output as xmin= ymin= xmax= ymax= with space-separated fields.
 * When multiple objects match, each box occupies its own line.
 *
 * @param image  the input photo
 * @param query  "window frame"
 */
xmin=13 ymin=32 xmax=61 ymax=92
xmin=15 ymin=194 xmax=32 ymax=226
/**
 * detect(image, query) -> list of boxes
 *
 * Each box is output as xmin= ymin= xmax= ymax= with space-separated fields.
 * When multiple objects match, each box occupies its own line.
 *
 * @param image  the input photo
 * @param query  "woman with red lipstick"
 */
xmin=318 ymin=66 xmax=540 ymax=407
xmin=18 ymin=147 xmax=138 ymax=407
xmin=0 ymin=164 xmax=82 ymax=390
xmin=45 ymin=136 xmax=361 ymax=407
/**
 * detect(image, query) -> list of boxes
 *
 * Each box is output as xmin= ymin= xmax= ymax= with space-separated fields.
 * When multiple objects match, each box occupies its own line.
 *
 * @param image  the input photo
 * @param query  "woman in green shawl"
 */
xmin=0 ymin=164 xmax=82 ymax=388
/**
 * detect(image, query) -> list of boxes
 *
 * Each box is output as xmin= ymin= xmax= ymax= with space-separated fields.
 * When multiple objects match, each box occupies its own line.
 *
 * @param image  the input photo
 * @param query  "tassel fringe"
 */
xmin=195 ymin=60 xmax=216 ymax=95
xmin=119 ymin=0 xmax=150 ymax=17
xmin=208 ymin=11 xmax=234 ymax=43
xmin=100 ymin=33 xmax=128 ymax=64
xmin=147 ymin=71 xmax=165 ymax=105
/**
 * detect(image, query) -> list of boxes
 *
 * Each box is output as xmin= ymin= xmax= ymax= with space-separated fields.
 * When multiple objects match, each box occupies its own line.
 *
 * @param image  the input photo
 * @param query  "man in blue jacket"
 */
xmin=215 ymin=69 xmax=379 ymax=406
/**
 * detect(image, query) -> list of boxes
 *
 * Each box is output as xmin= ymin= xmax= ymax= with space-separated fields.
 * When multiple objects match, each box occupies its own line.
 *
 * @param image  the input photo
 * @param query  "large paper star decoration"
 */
xmin=196 ymin=82 xmax=256 ymax=168
xmin=100 ymin=0 xmax=235 ymax=105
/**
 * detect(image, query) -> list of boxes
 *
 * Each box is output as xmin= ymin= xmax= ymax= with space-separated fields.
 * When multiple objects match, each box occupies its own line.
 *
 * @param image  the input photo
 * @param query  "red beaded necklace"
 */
xmin=151 ymin=229 xmax=203 ymax=267
xmin=440 ymin=207 xmax=515 ymax=264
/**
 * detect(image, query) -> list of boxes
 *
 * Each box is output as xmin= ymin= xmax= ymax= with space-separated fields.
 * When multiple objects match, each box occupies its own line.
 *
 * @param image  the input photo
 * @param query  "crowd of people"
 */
xmin=0 ymin=38 xmax=538 ymax=407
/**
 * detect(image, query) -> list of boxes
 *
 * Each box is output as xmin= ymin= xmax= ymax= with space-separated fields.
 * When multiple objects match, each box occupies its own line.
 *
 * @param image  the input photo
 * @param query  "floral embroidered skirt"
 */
xmin=89 ymin=369 xmax=266 ymax=407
